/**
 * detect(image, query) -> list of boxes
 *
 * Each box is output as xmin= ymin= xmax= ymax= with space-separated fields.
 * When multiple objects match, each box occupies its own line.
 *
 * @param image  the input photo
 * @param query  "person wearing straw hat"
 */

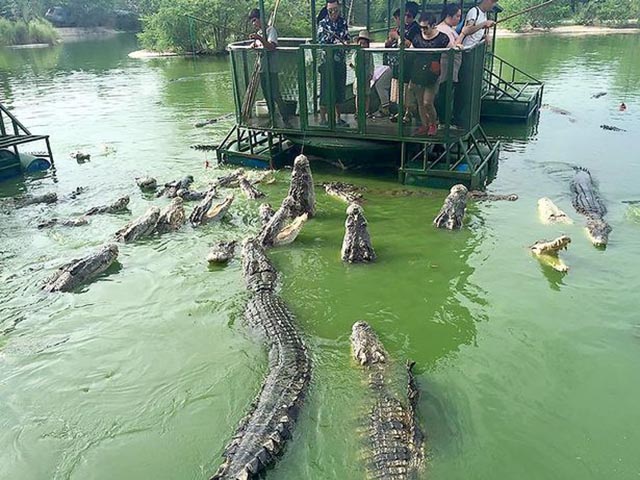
xmin=349 ymin=30 xmax=375 ymax=117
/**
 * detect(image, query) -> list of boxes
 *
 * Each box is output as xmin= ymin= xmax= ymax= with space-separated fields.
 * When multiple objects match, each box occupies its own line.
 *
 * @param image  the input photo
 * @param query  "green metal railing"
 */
xmin=0 ymin=103 xmax=32 ymax=138
xmin=483 ymin=53 xmax=543 ymax=102
xmin=227 ymin=39 xmax=487 ymax=145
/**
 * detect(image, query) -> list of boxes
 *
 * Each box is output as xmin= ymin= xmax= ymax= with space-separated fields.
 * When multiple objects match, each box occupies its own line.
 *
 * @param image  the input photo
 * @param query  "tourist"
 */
xmin=248 ymin=8 xmax=291 ymax=126
xmin=349 ymin=30 xmax=375 ymax=118
xmin=459 ymin=0 xmax=497 ymax=48
xmin=318 ymin=0 xmax=350 ymax=127
xmin=407 ymin=12 xmax=450 ymax=136
xmin=385 ymin=4 xmax=420 ymax=122
xmin=436 ymin=4 xmax=463 ymax=122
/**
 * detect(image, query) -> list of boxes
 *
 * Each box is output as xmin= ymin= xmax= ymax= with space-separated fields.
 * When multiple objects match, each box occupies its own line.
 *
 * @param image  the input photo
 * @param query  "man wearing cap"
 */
xmin=248 ymin=8 xmax=291 ymax=126
xmin=317 ymin=0 xmax=350 ymax=126
xmin=459 ymin=0 xmax=497 ymax=48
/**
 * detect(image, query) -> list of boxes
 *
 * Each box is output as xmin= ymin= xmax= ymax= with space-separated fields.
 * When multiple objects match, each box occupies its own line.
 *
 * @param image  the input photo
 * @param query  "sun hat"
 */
xmin=357 ymin=30 xmax=371 ymax=41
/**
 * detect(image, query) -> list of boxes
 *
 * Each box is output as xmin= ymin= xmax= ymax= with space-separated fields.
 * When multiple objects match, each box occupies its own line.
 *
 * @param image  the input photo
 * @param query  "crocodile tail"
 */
xmin=573 ymin=166 xmax=591 ymax=175
xmin=406 ymin=360 xmax=425 ymax=468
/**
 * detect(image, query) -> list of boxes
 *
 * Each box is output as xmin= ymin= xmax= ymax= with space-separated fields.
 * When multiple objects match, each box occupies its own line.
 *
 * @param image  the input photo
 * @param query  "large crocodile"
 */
xmin=115 ymin=206 xmax=161 ymax=243
xmin=239 ymin=176 xmax=265 ymax=200
xmin=43 ymin=244 xmax=119 ymax=293
xmin=154 ymin=197 xmax=186 ymax=234
xmin=85 ymin=196 xmax=130 ymax=216
xmin=210 ymin=238 xmax=311 ymax=480
xmin=531 ymin=235 xmax=572 ymax=272
xmin=287 ymin=155 xmax=316 ymax=218
xmin=190 ymin=193 xmax=233 ymax=227
xmin=537 ymin=197 xmax=573 ymax=224
xmin=341 ymin=203 xmax=376 ymax=263
xmin=350 ymin=321 xmax=424 ymax=480
xmin=434 ymin=184 xmax=467 ymax=230
xmin=570 ymin=167 xmax=612 ymax=247
xmin=17 ymin=192 xmax=58 ymax=207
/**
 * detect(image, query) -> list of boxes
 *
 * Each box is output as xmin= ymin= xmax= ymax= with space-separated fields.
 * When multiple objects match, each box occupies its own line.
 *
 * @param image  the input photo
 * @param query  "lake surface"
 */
xmin=1 ymin=33 xmax=639 ymax=480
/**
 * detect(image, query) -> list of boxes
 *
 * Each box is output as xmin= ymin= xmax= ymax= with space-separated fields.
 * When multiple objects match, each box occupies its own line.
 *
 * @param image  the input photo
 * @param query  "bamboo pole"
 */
xmin=496 ymin=0 xmax=562 ymax=24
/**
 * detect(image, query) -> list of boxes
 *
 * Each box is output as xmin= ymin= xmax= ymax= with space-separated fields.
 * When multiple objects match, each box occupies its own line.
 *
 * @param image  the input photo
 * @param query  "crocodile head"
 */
xmin=586 ymin=217 xmax=612 ymax=247
xmin=350 ymin=321 xmax=387 ymax=367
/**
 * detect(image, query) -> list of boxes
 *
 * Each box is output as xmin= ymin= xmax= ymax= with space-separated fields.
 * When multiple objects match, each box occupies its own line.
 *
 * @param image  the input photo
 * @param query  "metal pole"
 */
xmin=366 ymin=0 xmax=371 ymax=31
xmin=398 ymin=0 xmax=406 ymax=139
xmin=311 ymin=0 xmax=318 ymax=43
xmin=258 ymin=0 xmax=276 ymax=129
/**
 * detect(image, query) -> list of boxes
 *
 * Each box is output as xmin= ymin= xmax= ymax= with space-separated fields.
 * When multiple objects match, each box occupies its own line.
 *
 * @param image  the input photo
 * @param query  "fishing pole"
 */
xmin=495 ymin=0 xmax=562 ymax=24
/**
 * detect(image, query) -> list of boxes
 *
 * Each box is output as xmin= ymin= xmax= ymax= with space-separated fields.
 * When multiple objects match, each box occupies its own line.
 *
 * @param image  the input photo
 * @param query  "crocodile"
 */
xmin=154 ymin=197 xmax=186 ymax=234
xmin=600 ymin=124 xmax=626 ymax=132
xmin=190 ymin=193 xmax=234 ymax=227
xmin=434 ymin=184 xmax=467 ymax=230
xmin=207 ymin=240 xmax=237 ymax=264
xmin=542 ymin=104 xmax=576 ymax=122
xmin=43 ymin=244 xmax=119 ymax=293
xmin=156 ymin=176 xmax=195 ymax=198
xmin=537 ymin=197 xmax=573 ymax=224
xmin=68 ymin=187 xmax=87 ymax=199
xmin=115 ymin=206 xmax=161 ymax=243
xmin=85 ymin=196 xmax=130 ymax=216
xmin=70 ymin=151 xmax=90 ymax=162
xmin=176 ymin=188 xmax=206 ymax=201
xmin=136 ymin=176 xmax=158 ymax=192
xmin=323 ymin=181 xmax=364 ymax=204
xmin=591 ymin=91 xmax=607 ymax=99
xmin=570 ymin=167 xmax=612 ymax=247
xmin=195 ymin=113 xmax=234 ymax=128
xmin=239 ymin=176 xmax=265 ymax=200
xmin=341 ymin=203 xmax=376 ymax=263
xmin=258 ymin=196 xmax=295 ymax=247
xmin=350 ymin=321 xmax=424 ymax=480
xmin=214 ymin=169 xmax=245 ymax=189
xmin=531 ymin=235 xmax=571 ymax=272
xmin=287 ymin=155 xmax=316 ymax=218
xmin=37 ymin=217 xmax=89 ymax=229
xmin=273 ymin=213 xmax=308 ymax=246
xmin=210 ymin=238 xmax=311 ymax=480
xmin=258 ymin=203 xmax=274 ymax=226
xmin=468 ymin=191 xmax=518 ymax=202
xmin=17 ymin=192 xmax=58 ymax=207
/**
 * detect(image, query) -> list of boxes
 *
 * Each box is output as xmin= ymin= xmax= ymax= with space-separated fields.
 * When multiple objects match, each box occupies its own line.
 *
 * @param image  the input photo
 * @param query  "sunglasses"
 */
xmin=327 ymin=7 xmax=340 ymax=13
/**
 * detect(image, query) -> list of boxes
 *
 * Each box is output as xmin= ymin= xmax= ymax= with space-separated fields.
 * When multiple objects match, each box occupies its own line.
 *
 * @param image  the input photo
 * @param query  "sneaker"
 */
xmin=402 ymin=114 xmax=412 ymax=125
xmin=414 ymin=125 xmax=429 ymax=136
xmin=427 ymin=123 xmax=438 ymax=136
xmin=390 ymin=113 xmax=399 ymax=123
xmin=337 ymin=118 xmax=349 ymax=127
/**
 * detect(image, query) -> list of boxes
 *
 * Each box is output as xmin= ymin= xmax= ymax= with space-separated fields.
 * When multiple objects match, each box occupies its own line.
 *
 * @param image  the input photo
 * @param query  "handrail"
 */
xmin=489 ymin=53 xmax=541 ymax=84
xmin=0 ymin=103 xmax=31 ymax=136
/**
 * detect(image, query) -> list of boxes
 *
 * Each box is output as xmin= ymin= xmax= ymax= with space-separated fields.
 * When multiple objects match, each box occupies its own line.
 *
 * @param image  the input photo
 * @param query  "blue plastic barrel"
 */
xmin=18 ymin=152 xmax=51 ymax=173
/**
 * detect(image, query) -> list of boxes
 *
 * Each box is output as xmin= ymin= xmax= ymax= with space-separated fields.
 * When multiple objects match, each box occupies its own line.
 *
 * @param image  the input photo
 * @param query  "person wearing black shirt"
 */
xmin=407 ymin=13 xmax=449 ymax=136
xmin=384 ymin=5 xmax=420 ymax=122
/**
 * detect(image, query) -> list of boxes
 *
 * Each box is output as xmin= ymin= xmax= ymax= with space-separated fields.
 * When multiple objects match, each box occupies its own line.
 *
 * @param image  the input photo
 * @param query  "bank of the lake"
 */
xmin=1 ymin=33 xmax=639 ymax=480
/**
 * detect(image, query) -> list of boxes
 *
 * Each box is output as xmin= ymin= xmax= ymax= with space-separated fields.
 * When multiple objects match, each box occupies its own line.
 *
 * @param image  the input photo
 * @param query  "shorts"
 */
xmin=320 ymin=61 xmax=347 ymax=106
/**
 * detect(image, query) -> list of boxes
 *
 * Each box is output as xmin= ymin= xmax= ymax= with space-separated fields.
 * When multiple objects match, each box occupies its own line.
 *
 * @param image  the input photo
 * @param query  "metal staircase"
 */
xmin=481 ymin=53 xmax=544 ymax=121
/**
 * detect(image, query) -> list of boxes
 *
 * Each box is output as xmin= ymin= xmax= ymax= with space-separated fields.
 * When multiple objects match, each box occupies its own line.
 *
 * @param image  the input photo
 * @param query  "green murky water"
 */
xmin=1 ymin=33 xmax=640 ymax=479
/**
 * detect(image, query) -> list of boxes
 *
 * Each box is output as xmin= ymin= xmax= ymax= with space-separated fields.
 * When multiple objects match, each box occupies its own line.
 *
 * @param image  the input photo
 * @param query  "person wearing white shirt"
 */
xmin=459 ymin=0 xmax=497 ymax=48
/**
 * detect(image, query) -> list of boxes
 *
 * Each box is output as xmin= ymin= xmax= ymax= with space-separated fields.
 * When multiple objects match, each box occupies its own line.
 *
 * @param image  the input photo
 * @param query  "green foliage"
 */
xmin=498 ymin=0 xmax=572 ymax=30
xmin=0 ymin=17 xmax=58 ymax=46
xmin=137 ymin=0 xmax=309 ymax=53
xmin=573 ymin=0 xmax=640 ymax=25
